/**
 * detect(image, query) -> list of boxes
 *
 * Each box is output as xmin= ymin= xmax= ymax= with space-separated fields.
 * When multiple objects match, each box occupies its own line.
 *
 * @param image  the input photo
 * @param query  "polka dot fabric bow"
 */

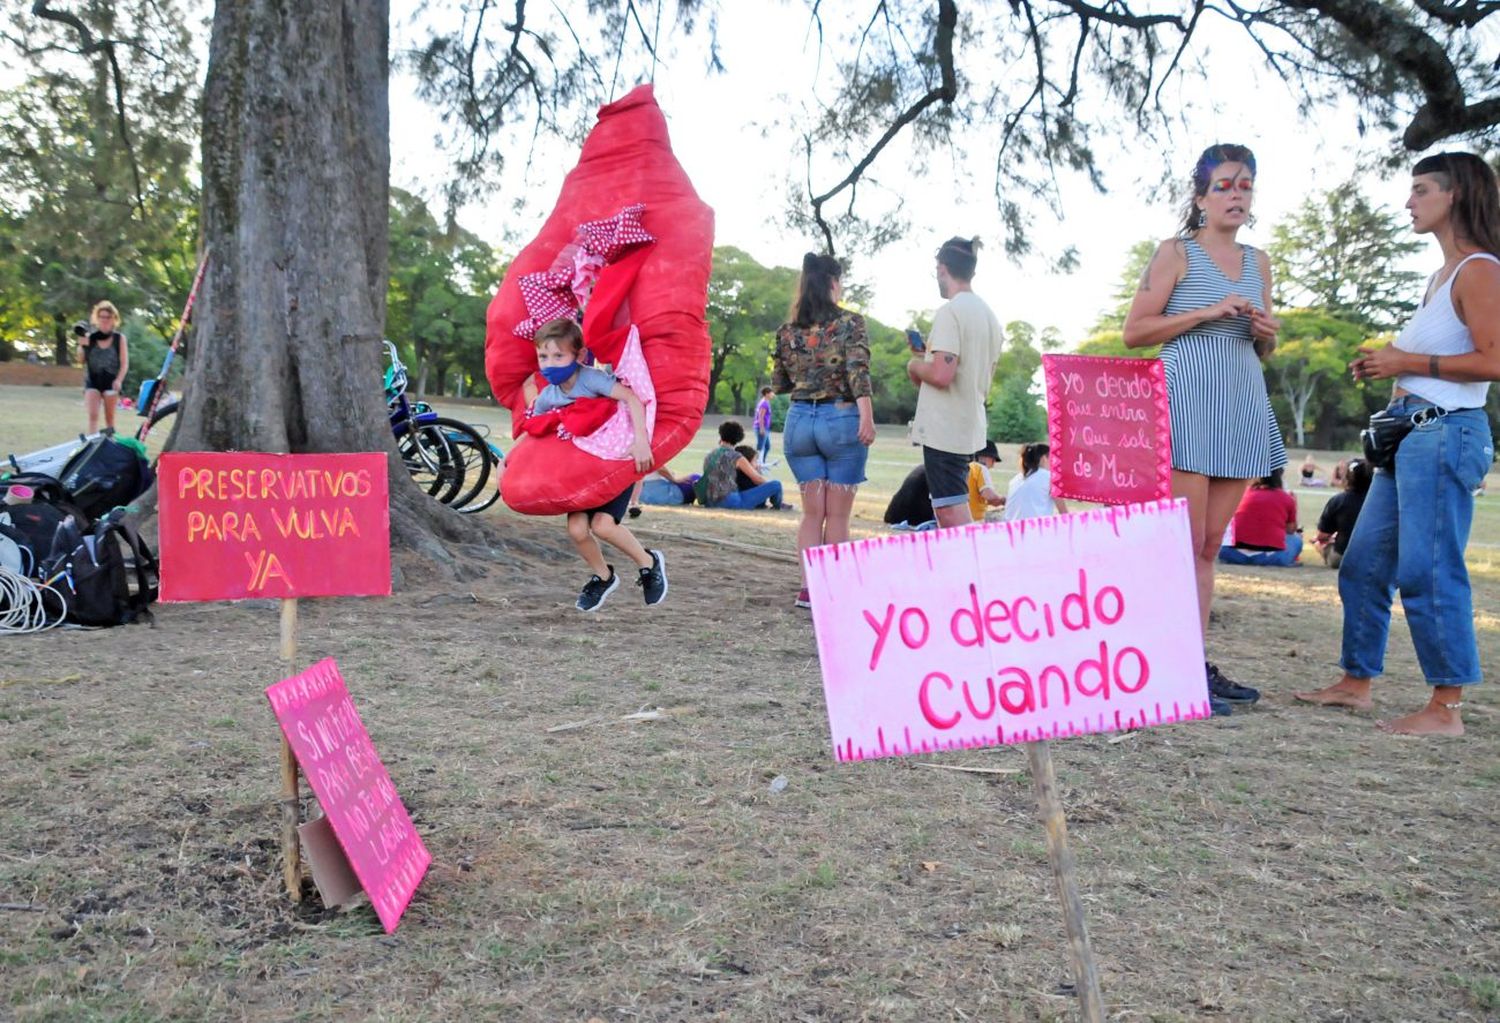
xmin=513 ymin=204 xmax=656 ymax=339
xmin=576 ymin=203 xmax=654 ymax=263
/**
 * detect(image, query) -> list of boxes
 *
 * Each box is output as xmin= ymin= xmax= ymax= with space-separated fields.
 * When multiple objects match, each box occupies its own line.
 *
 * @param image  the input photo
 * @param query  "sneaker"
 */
xmin=794 ymin=587 xmax=812 ymax=609
xmin=576 ymin=570 xmax=619 ymax=612
xmin=638 ymin=549 xmax=668 ymax=606
xmin=627 ymin=505 xmax=642 ymax=519
xmin=1206 ymin=662 xmax=1260 ymax=705
xmin=1208 ymin=694 xmax=1233 ymax=717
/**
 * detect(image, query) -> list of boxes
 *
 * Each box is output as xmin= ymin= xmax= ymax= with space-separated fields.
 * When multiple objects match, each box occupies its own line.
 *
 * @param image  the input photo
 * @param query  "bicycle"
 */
xmin=142 ymin=342 xmax=502 ymax=513
xmin=382 ymin=341 xmax=497 ymax=511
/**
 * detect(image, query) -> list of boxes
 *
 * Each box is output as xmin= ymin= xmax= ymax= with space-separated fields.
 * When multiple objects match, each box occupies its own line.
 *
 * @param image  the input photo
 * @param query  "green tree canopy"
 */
xmin=0 ymin=0 xmax=200 ymax=363
xmin=387 ymin=188 xmax=504 ymax=397
xmin=1268 ymin=182 xmax=1423 ymax=330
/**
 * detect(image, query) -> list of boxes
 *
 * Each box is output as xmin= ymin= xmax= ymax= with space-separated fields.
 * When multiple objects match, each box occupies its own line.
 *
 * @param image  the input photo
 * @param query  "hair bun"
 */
xmin=802 ymin=252 xmax=821 ymax=272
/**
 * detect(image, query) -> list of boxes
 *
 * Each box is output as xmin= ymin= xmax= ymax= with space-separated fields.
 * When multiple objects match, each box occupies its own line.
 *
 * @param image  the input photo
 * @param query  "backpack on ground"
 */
xmin=42 ymin=512 xmax=158 ymax=627
xmin=0 ymin=471 xmax=71 ymax=507
xmin=57 ymin=434 xmax=155 ymax=520
xmin=0 ymin=500 xmax=86 ymax=578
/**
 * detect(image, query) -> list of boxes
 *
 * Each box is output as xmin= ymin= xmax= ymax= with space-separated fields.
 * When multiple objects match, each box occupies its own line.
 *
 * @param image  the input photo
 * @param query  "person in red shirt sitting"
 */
xmin=1218 ymin=468 xmax=1303 ymax=566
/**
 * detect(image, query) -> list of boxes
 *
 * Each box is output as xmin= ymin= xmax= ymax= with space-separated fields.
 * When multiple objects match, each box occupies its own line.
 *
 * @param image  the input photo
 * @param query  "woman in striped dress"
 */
xmin=1123 ymin=143 xmax=1284 ymax=715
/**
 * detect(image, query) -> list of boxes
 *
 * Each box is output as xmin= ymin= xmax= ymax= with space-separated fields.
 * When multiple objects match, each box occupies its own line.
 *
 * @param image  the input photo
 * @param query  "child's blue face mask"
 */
xmin=540 ymin=363 xmax=579 ymax=386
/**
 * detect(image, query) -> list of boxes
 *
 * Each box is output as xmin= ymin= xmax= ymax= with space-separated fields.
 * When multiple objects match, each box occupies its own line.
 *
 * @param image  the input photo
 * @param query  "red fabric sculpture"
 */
xmin=485 ymin=85 xmax=715 ymax=515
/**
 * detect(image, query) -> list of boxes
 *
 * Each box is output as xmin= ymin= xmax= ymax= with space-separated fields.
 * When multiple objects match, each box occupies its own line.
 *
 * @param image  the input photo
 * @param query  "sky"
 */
xmin=384 ymin=1 xmax=1444 ymax=346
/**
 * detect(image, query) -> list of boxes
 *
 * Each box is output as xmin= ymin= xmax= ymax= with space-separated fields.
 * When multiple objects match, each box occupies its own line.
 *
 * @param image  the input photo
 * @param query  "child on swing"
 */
xmin=515 ymin=317 xmax=668 ymax=611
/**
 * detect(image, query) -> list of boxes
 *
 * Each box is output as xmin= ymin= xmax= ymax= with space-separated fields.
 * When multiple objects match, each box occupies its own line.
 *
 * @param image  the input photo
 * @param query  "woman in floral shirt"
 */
xmin=772 ymin=252 xmax=876 ymax=609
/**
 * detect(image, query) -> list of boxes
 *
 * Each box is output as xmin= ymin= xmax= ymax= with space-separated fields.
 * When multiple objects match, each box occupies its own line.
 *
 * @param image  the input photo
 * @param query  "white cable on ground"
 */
xmin=0 ymin=567 xmax=66 ymax=634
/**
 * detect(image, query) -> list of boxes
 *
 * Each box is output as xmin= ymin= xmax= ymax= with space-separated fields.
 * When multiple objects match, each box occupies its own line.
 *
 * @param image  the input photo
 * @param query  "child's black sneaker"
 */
xmin=638 ymin=549 xmax=668 ymax=606
xmin=576 ymin=569 xmax=619 ymax=612
xmin=1206 ymin=661 xmax=1260 ymax=705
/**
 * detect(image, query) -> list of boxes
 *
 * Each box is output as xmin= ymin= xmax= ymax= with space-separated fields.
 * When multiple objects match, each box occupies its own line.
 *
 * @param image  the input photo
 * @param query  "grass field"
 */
xmin=3 ymin=384 xmax=1500 ymax=1022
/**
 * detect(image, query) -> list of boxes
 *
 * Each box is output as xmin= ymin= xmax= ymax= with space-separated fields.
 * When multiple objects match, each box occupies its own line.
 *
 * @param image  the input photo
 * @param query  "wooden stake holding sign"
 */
xmin=157 ymin=452 xmax=426 ymax=927
xmin=279 ymin=598 xmax=302 ymax=900
xmin=1025 ymin=741 xmax=1104 ymax=1021
xmin=803 ymin=500 xmax=1209 ymax=1020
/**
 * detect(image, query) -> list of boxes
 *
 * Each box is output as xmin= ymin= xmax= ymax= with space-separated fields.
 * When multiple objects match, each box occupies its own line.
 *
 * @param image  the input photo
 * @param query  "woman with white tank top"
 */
xmin=1295 ymin=153 xmax=1500 ymax=736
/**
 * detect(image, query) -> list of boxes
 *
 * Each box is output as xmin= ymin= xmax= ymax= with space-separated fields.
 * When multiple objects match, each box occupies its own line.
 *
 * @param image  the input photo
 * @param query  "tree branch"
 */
xmin=1047 ymin=0 xmax=1183 ymax=30
xmin=30 ymin=0 xmax=147 ymax=217
xmin=1278 ymin=0 xmax=1496 ymax=149
xmin=808 ymin=0 xmax=957 ymax=253
xmin=1410 ymin=0 xmax=1500 ymax=29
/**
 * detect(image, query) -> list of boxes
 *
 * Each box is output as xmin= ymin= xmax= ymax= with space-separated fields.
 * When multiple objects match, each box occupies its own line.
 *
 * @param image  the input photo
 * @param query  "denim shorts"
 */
xmin=782 ymin=400 xmax=868 ymax=486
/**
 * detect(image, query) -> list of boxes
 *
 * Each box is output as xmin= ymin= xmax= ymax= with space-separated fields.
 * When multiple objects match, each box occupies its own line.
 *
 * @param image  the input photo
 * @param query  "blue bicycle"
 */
xmin=383 ymin=341 xmax=499 ymax=513
xmin=142 ymin=342 xmax=502 ymax=513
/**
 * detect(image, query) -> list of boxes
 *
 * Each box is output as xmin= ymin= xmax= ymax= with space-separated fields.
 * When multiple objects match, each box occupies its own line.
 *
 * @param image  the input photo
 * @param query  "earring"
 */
xmin=1195 ymin=208 xmax=1207 ymax=228
xmin=1247 ymin=213 xmax=1258 ymax=228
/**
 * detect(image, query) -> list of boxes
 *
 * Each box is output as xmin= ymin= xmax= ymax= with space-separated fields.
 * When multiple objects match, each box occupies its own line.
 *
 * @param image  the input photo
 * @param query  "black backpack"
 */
xmin=0 ymin=500 xmax=87 ymax=578
xmin=41 ymin=512 xmax=159 ymax=626
xmin=57 ymin=436 xmax=155 ymax=520
xmin=0 ymin=472 xmax=71 ymax=507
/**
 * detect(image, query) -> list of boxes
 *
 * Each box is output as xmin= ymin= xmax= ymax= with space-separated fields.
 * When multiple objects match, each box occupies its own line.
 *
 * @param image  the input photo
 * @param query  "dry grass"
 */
xmin=3 ymin=387 xmax=1500 ymax=1021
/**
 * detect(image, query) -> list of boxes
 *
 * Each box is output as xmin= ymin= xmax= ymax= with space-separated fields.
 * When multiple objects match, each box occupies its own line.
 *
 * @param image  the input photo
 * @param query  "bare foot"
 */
xmin=1293 ymin=678 xmax=1373 ymax=711
xmin=1377 ymin=703 xmax=1464 ymax=737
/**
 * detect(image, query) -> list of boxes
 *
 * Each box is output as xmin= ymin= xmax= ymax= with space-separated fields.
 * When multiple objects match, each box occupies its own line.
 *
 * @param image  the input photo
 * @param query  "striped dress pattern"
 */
xmin=1160 ymin=239 xmax=1288 ymax=478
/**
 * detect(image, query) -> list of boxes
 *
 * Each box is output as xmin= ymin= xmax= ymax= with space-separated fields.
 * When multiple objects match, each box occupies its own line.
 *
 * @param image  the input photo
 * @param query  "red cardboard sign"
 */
xmin=1044 ymin=355 xmax=1172 ymax=506
xmin=158 ymin=452 xmax=391 ymax=601
xmin=266 ymin=658 xmax=431 ymax=933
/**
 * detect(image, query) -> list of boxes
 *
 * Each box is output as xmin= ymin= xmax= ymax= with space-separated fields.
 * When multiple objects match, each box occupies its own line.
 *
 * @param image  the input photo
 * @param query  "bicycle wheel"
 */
xmin=140 ymin=401 xmax=179 ymax=466
xmin=398 ymin=422 xmax=462 ymax=503
xmin=429 ymin=418 xmax=492 ymax=510
xmin=458 ymin=442 xmax=504 ymax=515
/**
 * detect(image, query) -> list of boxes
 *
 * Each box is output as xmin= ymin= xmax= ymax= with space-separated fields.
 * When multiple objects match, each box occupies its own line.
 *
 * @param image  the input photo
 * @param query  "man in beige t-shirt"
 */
xmin=908 ymin=236 xmax=1005 ymax=527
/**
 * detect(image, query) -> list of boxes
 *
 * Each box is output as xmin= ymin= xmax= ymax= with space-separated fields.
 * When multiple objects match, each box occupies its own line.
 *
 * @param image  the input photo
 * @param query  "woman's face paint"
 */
xmin=1198 ymin=161 xmax=1255 ymax=230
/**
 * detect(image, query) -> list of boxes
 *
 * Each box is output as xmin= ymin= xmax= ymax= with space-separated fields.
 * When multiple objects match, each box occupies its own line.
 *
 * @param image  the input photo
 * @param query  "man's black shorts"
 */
xmin=922 ymin=446 xmax=970 ymax=509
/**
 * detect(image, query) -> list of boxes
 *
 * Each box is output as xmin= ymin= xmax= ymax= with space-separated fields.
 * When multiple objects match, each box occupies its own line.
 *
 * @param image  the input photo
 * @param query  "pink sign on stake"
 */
xmin=1044 ymin=354 xmax=1172 ymax=506
xmin=805 ymin=499 xmax=1209 ymax=762
xmin=265 ymin=659 xmax=430 ymax=933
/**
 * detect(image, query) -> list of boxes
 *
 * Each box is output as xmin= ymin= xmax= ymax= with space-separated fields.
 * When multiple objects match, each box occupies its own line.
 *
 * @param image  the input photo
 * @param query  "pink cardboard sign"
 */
xmin=158 ymin=452 xmax=391 ymax=602
xmin=805 ymin=500 xmax=1209 ymax=762
xmin=1044 ymin=354 xmax=1172 ymax=506
xmin=265 ymin=659 xmax=430 ymax=933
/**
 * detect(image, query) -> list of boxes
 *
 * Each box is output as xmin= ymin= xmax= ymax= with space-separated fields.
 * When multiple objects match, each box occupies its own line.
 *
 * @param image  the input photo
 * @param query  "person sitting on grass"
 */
xmin=734 ymin=444 xmax=793 ymax=510
xmin=967 ymin=440 xmax=1006 ymax=522
xmin=515 ymin=316 xmax=667 ymax=612
xmin=1003 ymin=442 xmax=1068 ymax=521
xmin=697 ymin=421 xmax=786 ymax=510
xmin=1299 ymin=453 xmax=1327 ymax=487
xmin=635 ymin=466 xmax=699 ymax=508
xmin=884 ymin=465 xmax=936 ymax=531
xmin=1217 ymin=467 xmax=1303 ymax=566
xmin=1313 ymin=458 xmax=1372 ymax=569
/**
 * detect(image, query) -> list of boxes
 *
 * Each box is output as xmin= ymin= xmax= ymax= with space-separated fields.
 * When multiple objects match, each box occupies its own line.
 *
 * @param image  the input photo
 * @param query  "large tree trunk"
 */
xmin=175 ymin=0 xmax=485 ymax=563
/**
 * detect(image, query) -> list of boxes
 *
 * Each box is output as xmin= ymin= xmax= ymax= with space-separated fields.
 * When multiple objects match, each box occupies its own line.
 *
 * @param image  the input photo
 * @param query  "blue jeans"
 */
xmin=639 ymin=478 xmax=685 ymax=505
xmin=1218 ymin=533 xmax=1304 ymax=566
xmin=755 ymin=427 xmax=772 ymax=463
xmin=783 ymin=401 xmax=867 ymax=486
xmin=716 ymin=480 xmax=783 ymax=510
xmin=1339 ymin=397 xmax=1494 ymax=686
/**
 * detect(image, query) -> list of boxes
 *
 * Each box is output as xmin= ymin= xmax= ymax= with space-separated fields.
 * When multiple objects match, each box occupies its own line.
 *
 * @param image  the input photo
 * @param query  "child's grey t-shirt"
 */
xmin=532 ymin=366 xmax=618 ymax=413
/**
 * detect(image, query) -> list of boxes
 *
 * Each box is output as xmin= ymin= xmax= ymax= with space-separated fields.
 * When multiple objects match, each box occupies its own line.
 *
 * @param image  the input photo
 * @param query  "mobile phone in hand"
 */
xmin=906 ymin=328 xmax=925 ymax=352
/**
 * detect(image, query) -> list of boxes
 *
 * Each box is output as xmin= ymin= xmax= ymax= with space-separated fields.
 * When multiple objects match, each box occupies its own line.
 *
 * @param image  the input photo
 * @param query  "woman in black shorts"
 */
xmin=79 ymin=300 xmax=129 ymax=433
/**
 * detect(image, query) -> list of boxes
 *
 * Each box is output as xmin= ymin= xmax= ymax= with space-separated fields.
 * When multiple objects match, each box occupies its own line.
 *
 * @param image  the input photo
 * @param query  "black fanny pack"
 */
xmin=1360 ymin=405 xmax=1463 ymax=471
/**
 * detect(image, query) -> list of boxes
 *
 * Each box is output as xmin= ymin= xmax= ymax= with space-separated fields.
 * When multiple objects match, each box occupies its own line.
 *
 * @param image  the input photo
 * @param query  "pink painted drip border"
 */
xmin=801 ymin=496 xmax=1187 ymax=572
xmin=836 ymin=700 xmax=1214 ymax=763
xmin=1041 ymin=353 xmax=1172 ymax=507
